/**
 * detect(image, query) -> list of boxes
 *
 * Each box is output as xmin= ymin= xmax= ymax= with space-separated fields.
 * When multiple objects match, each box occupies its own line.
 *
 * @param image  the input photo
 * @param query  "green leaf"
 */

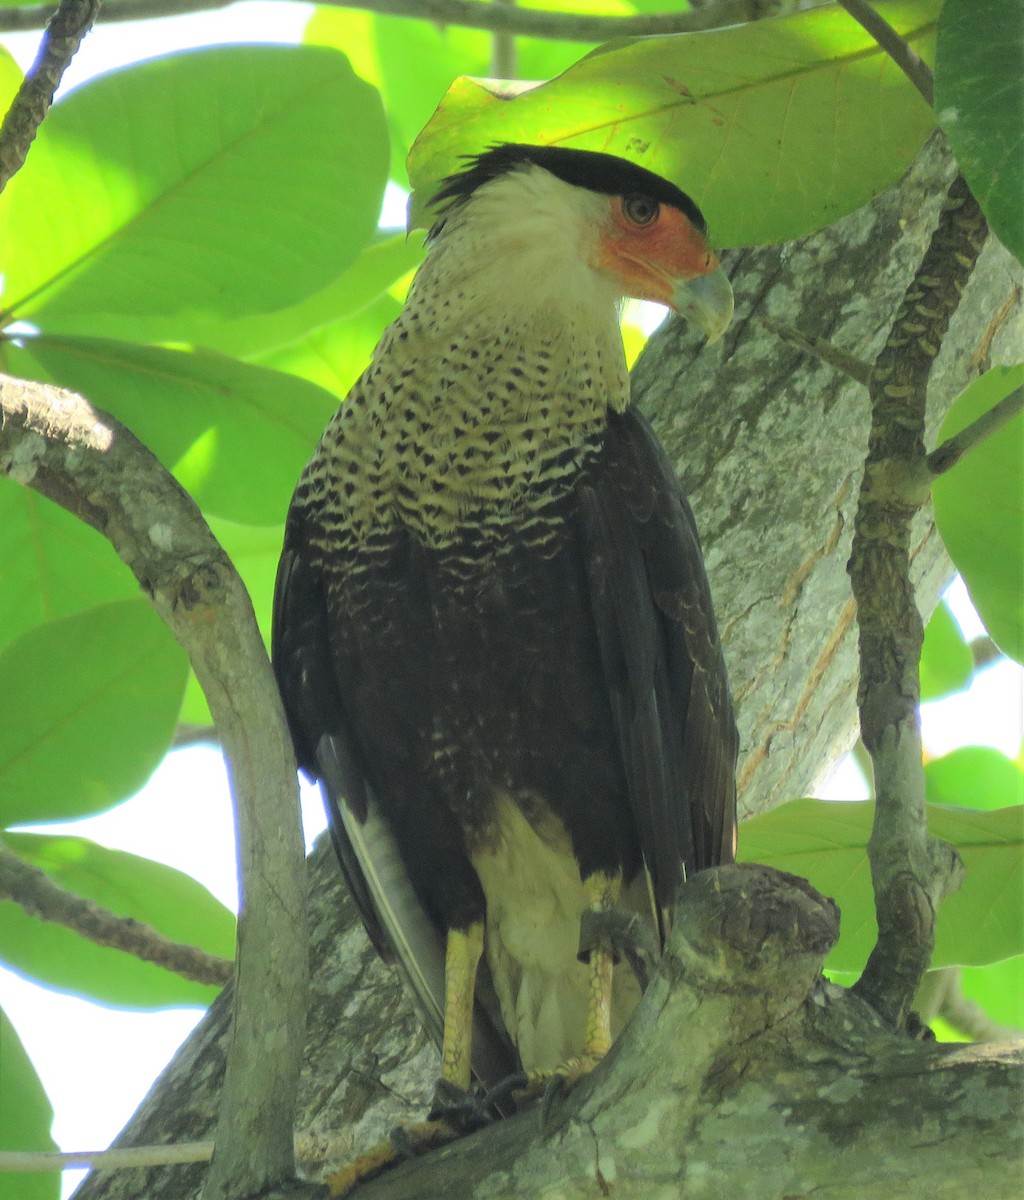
xmin=0 ymin=479 xmax=138 ymax=655
xmin=960 ymin=955 xmax=1024 ymax=1031
xmin=934 ymin=805 xmax=1024 ymax=969
xmin=931 ymin=364 xmax=1024 ymax=663
xmin=306 ymin=2 xmax=608 ymax=188
xmin=0 ymin=1006 xmax=58 ymax=1200
xmin=935 ymin=0 xmax=1024 ymax=264
xmin=192 ymin=230 xmax=425 ymax=361
xmin=919 ymin=599 xmax=973 ymax=701
xmin=738 ymin=799 xmax=1024 ymax=971
xmin=0 ymin=44 xmax=20 ymax=110
xmin=407 ymin=0 xmax=938 ymax=245
xmin=926 ymin=747 xmax=1024 ymax=812
xmin=0 ymin=45 xmax=389 ymax=344
xmin=8 ymin=335 xmax=338 ymax=525
xmin=0 ymin=601 xmax=187 ymax=826
xmin=0 ymin=833 xmax=231 ymax=1008
xmin=257 ymin=291 xmax=401 ymax=400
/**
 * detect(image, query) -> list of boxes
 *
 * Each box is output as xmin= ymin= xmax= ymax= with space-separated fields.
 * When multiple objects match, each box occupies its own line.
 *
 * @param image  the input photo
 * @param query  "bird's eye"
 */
xmin=622 ymin=195 xmax=660 ymax=226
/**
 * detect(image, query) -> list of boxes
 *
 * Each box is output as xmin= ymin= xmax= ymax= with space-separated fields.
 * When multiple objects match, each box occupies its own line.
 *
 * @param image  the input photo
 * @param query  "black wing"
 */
xmin=271 ymin=507 xmax=518 ymax=1087
xmin=577 ymin=405 xmax=737 ymax=935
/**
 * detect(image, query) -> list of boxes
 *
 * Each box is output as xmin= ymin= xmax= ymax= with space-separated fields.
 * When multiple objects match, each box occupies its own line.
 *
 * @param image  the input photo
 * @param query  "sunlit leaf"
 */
xmin=960 ymin=955 xmax=1024 ymax=1032
xmin=0 ymin=833 xmax=230 ymax=1008
xmin=932 ymin=364 xmax=1024 ymax=664
xmin=926 ymin=747 xmax=1024 ymax=812
xmin=7 ymin=335 xmax=338 ymax=525
xmin=306 ymin=0 xmax=617 ymax=187
xmin=258 ymin=291 xmax=401 ymax=401
xmin=920 ymin=599 xmax=973 ymax=701
xmin=0 ymin=480 xmax=138 ymax=655
xmin=0 ymin=1007 xmax=58 ymax=1200
xmin=935 ymin=0 xmax=1024 ymax=264
xmin=0 ymin=43 xmax=20 ymax=110
xmin=739 ymin=799 xmax=1024 ymax=971
xmin=408 ymin=0 xmax=938 ymax=245
xmin=0 ymin=46 xmax=388 ymax=344
xmin=192 ymin=231 xmax=425 ymax=361
xmin=0 ymin=601 xmax=187 ymax=826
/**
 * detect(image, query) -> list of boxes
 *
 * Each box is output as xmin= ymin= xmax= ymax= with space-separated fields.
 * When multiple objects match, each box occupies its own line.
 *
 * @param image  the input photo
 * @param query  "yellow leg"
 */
xmin=520 ymin=870 xmax=623 ymax=1094
xmin=326 ymin=921 xmax=485 ymax=1196
xmin=441 ymin=920 xmax=484 ymax=1092
xmin=581 ymin=871 xmax=621 ymax=1061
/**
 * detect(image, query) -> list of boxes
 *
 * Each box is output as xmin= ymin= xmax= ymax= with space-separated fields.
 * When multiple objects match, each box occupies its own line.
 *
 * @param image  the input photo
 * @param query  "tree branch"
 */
xmin=926 ymin=383 xmax=1024 ymax=476
xmin=0 ymin=837 xmax=232 ymax=987
xmin=0 ymin=375 xmax=309 ymax=1200
xmin=0 ymin=0 xmax=99 ymax=193
xmin=836 ymin=0 xmax=934 ymax=107
xmin=848 ymin=173 xmax=988 ymax=1030
xmin=0 ymin=0 xmax=802 ymax=39
xmin=761 ymin=317 xmax=873 ymax=385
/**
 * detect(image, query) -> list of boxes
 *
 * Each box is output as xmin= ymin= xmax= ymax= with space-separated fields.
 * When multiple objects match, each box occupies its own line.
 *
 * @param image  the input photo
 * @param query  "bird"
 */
xmin=272 ymin=142 xmax=738 ymax=1122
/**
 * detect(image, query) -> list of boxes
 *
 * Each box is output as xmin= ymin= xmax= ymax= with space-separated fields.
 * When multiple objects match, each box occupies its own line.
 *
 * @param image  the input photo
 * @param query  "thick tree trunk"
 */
xmin=74 ymin=136 xmax=1023 ymax=1200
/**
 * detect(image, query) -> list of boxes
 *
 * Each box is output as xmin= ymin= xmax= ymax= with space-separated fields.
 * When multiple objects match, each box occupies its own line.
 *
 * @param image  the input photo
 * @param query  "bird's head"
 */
xmin=429 ymin=144 xmax=733 ymax=343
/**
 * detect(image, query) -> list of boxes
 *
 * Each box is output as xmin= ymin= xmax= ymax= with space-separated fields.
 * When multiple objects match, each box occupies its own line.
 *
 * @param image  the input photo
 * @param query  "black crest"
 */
xmin=429 ymin=143 xmax=707 ymax=236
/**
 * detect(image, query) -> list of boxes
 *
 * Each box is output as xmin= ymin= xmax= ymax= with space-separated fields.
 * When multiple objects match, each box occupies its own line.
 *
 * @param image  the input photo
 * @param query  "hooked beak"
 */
xmin=672 ymin=266 xmax=734 ymax=344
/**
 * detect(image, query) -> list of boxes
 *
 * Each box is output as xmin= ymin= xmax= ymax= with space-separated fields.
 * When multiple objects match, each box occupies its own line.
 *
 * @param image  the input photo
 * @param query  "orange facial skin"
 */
xmin=596 ymin=196 xmax=720 ymax=308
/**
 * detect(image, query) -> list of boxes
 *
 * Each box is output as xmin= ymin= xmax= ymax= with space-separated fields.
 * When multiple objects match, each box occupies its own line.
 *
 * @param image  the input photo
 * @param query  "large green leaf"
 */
xmin=926 ymin=748 xmax=1024 ymax=813
xmin=191 ymin=230 xmax=425 ymax=361
xmin=258 ymin=291 xmax=402 ymax=400
xmin=960 ymin=955 xmax=1024 ymax=1031
xmin=0 ymin=833 xmax=231 ymax=1007
xmin=0 ymin=43 xmax=20 ymax=110
xmin=0 ymin=479 xmax=138 ymax=655
xmin=739 ymin=799 xmax=1024 ymax=971
xmin=919 ymin=599 xmax=973 ymax=702
xmin=407 ymin=0 xmax=938 ymax=245
xmin=931 ymin=364 xmax=1024 ymax=664
xmin=0 ymin=1007 xmax=58 ymax=1200
xmin=935 ymin=0 xmax=1024 ymax=265
xmin=0 ymin=601 xmax=187 ymax=826
xmin=7 ymin=335 xmax=338 ymax=525
xmin=0 ymin=45 xmax=388 ymax=344
xmin=306 ymin=0 xmax=614 ymax=187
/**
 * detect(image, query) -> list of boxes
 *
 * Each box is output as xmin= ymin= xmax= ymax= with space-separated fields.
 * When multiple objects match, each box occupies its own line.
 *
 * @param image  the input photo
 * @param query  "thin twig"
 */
xmin=491 ymin=0 xmax=517 ymax=80
xmin=836 ymin=0 xmax=934 ymax=107
xmin=0 ymin=0 xmax=797 ymax=38
xmin=762 ymin=317 xmax=873 ymax=386
xmin=0 ymin=838 xmax=233 ymax=986
xmin=848 ymin=174 xmax=988 ymax=1030
xmin=173 ymin=722 xmax=221 ymax=749
xmin=0 ymin=1143 xmax=215 ymax=1174
xmin=926 ymin=384 xmax=1024 ymax=476
xmin=0 ymin=0 xmax=100 ymax=194
xmin=0 ymin=1127 xmax=351 ymax=1174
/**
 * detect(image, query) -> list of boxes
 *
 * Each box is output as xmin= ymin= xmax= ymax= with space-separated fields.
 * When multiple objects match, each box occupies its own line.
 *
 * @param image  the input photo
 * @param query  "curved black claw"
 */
xmin=388 ymin=1125 xmax=419 ymax=1162
xmin=428 ymin=1078 xmax=507 ymax=1134
xmin=539 ymin=1072 xmax=572 ymax=1132
xmin=577 ymin=907 xmax=659 ymax=990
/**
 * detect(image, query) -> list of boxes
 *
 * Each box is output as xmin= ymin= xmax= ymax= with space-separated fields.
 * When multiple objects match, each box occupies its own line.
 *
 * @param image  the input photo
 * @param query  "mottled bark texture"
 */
xmin=72 ymin=136 xmax=1023 ymax=1199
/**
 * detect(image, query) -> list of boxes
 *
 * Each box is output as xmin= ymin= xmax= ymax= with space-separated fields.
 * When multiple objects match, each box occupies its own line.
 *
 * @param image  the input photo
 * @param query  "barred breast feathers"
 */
xmin=300 ymin=167 xmax=634 ymax=557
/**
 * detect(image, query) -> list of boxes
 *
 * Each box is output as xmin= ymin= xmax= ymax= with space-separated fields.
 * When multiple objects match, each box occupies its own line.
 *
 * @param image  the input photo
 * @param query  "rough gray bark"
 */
xmin=72 ymin=136 xmax=1023 ymax=1200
